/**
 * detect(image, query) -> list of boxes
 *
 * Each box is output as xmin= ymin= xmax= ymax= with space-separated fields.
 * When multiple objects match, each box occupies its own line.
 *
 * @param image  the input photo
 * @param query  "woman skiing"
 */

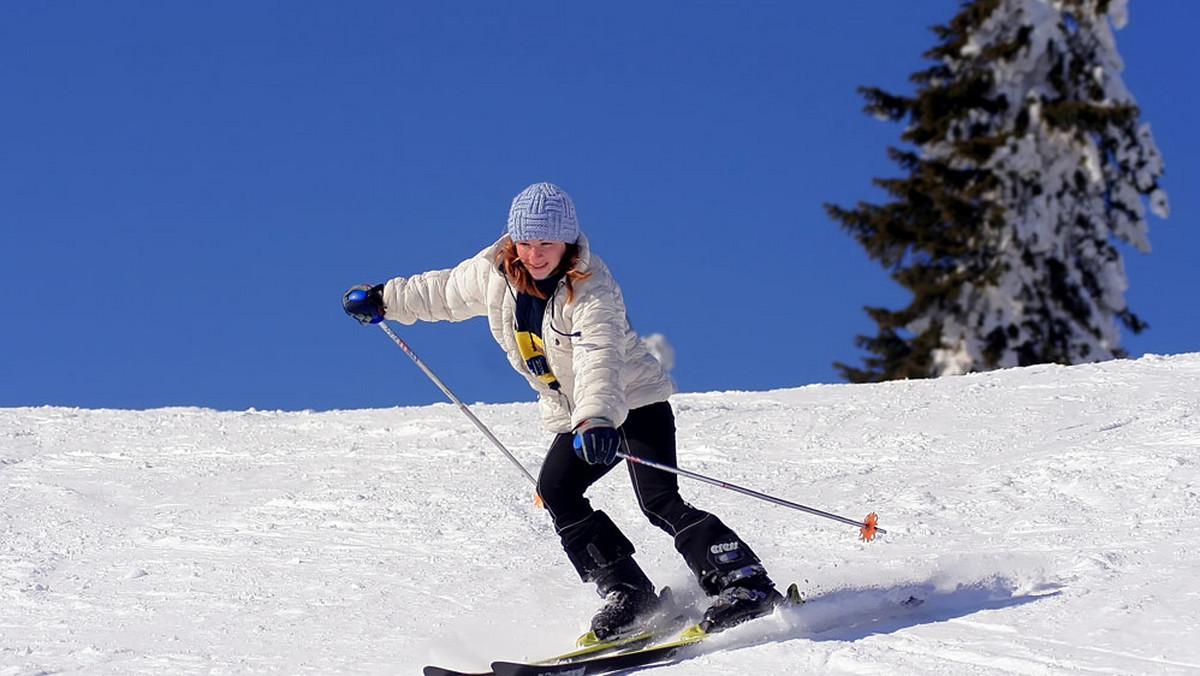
xmin=342 ymin=182 xmax=782 ymax=640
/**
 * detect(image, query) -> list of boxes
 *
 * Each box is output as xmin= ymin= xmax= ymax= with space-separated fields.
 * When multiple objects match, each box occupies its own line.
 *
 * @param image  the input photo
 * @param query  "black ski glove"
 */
xmin=343 ymin=283 xmax=385 ymax=325
xmin=573 ymin=418 xmax=621 ymax=465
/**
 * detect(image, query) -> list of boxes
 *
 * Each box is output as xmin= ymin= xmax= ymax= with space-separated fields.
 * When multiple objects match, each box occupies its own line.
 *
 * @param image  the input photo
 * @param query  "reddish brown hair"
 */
xmin=496 ymin=240 xmax=592 ymax=302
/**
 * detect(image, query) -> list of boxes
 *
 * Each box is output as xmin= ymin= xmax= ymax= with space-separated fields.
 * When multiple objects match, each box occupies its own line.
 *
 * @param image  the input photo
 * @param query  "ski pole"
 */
xmin=616 ymin=450 xmax=885 ymax=541
xmin=372 ymin=320 xmax=878 ymax=534
xmin=375 ymin=322 xmax=543 ymax=502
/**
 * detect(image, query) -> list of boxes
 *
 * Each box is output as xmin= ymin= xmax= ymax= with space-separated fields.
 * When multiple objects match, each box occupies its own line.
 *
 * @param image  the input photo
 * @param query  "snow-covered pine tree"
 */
xmin=827 ymin=0 xmax=1168 ymax=382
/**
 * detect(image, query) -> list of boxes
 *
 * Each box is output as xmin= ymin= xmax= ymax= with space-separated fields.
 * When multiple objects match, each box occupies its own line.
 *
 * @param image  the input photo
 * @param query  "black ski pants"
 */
xmin=537 ymin=401 xmax=760 ymax=592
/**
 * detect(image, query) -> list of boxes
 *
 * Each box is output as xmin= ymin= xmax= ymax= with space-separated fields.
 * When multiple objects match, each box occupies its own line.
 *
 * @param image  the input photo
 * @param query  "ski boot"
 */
xmin=580 ymin=558 xmax=660 ymax=644
xmin=589 ymin=582 xmax=660 ymax=641
xmin=697 ymin=564 xmax=783 ymax=633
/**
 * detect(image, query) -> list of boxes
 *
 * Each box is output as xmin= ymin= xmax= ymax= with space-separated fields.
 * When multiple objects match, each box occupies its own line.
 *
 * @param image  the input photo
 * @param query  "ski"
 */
xmin=422 ymin=630 xmax=656 ymax=676
xmin=423 ymin=594 xmax=690 ymax=676
xmin=425 ymin=584 xmax=805 ymax=676
xmin=489 ymin=583 xmax=804 ymax=676
xmin=491 ymin=626 xmax=708 ymax=676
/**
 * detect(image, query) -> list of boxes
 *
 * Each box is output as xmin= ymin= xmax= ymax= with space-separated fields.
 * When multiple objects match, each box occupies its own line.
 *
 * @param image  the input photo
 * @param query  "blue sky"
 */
xmin=2 ymin=2 xmax=1196 ymax=412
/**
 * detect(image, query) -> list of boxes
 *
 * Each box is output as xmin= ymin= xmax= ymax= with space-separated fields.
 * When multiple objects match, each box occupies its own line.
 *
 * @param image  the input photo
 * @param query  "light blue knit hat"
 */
xmin=506 ymin=182 xmax=579 ymax=243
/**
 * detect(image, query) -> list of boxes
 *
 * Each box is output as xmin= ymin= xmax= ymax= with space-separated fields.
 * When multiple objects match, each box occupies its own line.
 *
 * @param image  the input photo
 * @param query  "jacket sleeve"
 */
xmin=567 ymin=274 xmax=631 ymax=428
xmin=379 ymin=245 xmax=496 ymax=324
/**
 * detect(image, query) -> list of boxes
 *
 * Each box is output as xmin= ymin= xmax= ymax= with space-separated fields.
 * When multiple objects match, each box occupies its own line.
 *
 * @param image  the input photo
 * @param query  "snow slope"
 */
xmin=3 ymin=353 xmax=1199 ymax=675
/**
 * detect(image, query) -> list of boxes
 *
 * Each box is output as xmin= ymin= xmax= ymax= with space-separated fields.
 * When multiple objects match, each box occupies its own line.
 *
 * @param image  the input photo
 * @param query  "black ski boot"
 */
xmin=584 ymin=558 xmax=660 ymax=642
xmin=589 ymin=582 xmax=659 ymax=641
xmin=698 ymin=564 xmax=783 ymax=633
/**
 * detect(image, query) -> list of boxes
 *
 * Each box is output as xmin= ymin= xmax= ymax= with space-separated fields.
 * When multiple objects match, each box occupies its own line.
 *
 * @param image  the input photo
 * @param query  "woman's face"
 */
xmin=516 ymin=240 xmax=568 ymax=280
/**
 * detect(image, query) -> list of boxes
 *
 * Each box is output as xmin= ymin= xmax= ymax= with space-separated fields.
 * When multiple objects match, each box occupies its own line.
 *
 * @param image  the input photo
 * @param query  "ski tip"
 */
xmin=423 ymin=666 xmax=491 ymax=676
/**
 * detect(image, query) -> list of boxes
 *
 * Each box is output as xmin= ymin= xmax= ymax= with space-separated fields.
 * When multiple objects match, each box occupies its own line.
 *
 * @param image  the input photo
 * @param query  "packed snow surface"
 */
xmin=3 ymin=353 xmax=1199 ymax=675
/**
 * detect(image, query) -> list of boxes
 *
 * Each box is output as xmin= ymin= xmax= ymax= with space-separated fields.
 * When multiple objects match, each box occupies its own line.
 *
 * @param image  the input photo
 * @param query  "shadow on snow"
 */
xmin=787 ymin=575 xmax=1061 ymax=643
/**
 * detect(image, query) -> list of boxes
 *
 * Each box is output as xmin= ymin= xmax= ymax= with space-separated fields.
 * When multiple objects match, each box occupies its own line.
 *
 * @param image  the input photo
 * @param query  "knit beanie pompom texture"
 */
xmin=506 ymin=182 xmax=579 ymax=243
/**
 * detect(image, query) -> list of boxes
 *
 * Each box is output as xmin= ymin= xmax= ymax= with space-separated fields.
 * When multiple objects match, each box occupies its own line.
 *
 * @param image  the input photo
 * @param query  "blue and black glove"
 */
xmin=343 ymin=283 xmax=385 ymax=325
xmin=573 ymin=418 xmax=621 ymax=465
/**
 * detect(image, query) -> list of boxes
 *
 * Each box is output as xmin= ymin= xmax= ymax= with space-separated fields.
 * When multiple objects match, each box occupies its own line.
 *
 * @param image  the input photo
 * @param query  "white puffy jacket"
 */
xmin=379 ymin=232 xmax=676 ymax=433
